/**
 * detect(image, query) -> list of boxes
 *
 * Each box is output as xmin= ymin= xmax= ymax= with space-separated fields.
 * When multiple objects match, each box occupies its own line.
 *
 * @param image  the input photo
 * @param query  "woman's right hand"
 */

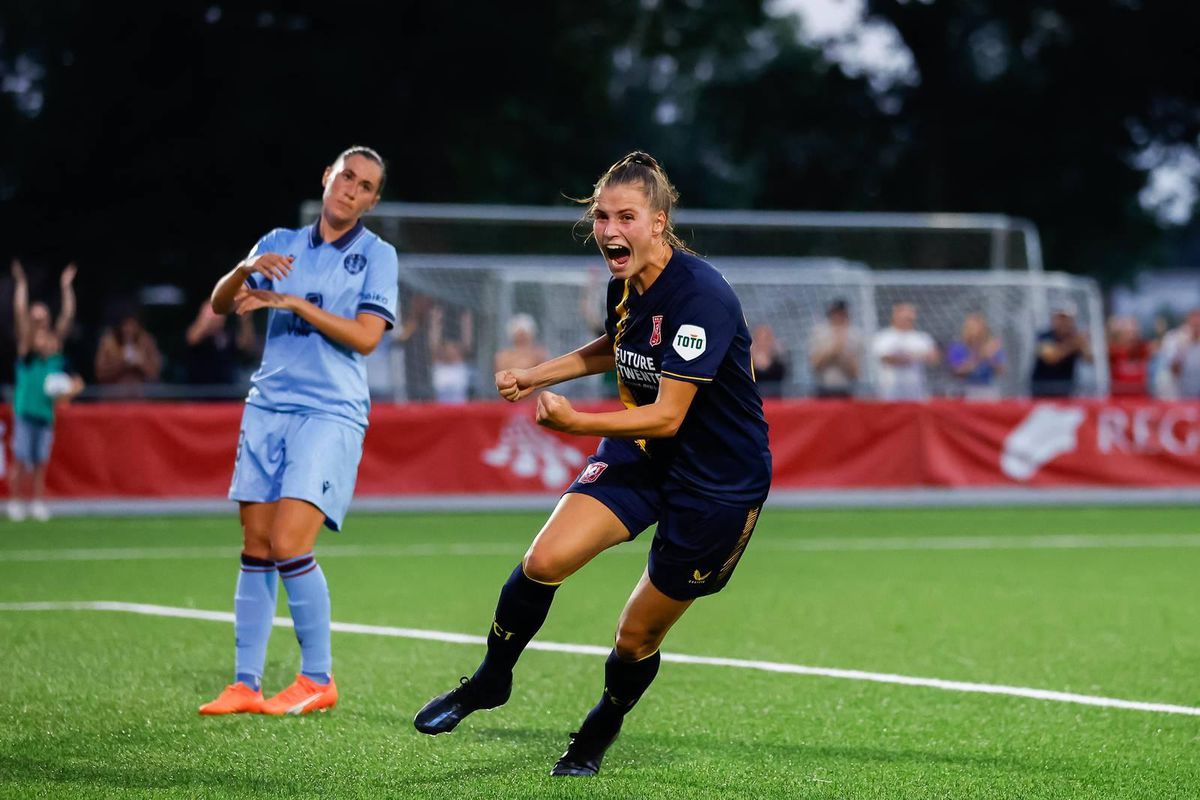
xmin=239 ymin=253 xmax=294 ymax=282
xmin=495 ymin=368 xmax=536 ymax=402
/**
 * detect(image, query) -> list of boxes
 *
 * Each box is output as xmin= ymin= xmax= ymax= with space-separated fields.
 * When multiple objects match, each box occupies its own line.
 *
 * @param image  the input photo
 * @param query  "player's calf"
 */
xmin=551 ymin=649 xmax=661 ymax=777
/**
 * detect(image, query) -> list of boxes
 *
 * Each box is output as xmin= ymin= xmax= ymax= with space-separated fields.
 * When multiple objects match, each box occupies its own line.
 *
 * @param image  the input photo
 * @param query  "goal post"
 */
xmin=298 ymin=202 xmax=1104 ymax=401
xmin=301 ymin=201 xmax=1045 ymax=273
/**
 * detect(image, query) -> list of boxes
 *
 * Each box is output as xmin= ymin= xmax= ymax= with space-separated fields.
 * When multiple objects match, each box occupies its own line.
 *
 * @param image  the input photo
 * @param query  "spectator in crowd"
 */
xmin=807 ymin=298 xmax=861 ymax=398
xmin=429 ymin=303 xmax=473 ymax=403
xmin=1147 ymin=313 xmax=1173 ymax=398
xmin=95 ymin=311 xmax=162 ymax=388
xmin=1106 ymin=315 xmax=1152 ymax=397
xmin=946 ymin=312 xmax=1005 ymax=400
xmin=8 ymin=260 xmax=84 ymax=522
xmin=1030 ymin=302 xmax=1091 ymax=398
xmin=184 ymin=300 xmax=258 ymax=386
xmin=1158 ymin=307 xmax=1200 ymax=399
xmin=580 ymin=266 xmax=610 ymax=339
xmin=396 ymin=291 xmax=435 ymax=401
xmin=871 ymin=302 xmax=939 ymax=400
xmin=494 ymin=313 xmax=549 ymax=374
xmin=750 ymin=323 xmax=788 ymax=398
xmin=581 ymin=267 xmax=621 ymax=398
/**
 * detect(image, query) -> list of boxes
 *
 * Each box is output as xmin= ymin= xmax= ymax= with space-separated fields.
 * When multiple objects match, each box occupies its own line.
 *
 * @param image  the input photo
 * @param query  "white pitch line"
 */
xmin=758 ymin=532 xmax=1200 ymax=552
xmin=0 ymin=543 xmax=523 ymax=563
xmin=0 ymin=600 xmax=1197 ymax=718
xmin=3 ymin=532 xmax=1200 ymax=563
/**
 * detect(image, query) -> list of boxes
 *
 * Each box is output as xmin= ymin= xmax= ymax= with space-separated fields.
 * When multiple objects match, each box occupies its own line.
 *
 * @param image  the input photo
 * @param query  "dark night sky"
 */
xmin=0 ymin=1 xmax=1197 ymax=380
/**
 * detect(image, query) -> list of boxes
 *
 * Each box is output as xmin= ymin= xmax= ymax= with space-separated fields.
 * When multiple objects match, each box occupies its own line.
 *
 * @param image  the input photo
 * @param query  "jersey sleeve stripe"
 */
xmin=661 ymin=370 xmax=714 ymax=383
xmin=244 ymin=274 xmax=260 ymax=290
xmin=357 ymin=303 xmax=396 ymax=325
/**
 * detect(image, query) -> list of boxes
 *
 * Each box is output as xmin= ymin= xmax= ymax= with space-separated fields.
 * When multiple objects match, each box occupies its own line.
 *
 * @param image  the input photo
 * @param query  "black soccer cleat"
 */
xmin=550 ymin=728 xmax=620 ymax=777
xmin=413 ymin=676 xmax=511 ymax=735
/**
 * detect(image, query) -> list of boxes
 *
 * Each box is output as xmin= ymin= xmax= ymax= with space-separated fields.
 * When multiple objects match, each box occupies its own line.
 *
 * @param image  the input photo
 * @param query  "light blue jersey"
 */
xmin=243 ymin=220 xmax=398 ymax=431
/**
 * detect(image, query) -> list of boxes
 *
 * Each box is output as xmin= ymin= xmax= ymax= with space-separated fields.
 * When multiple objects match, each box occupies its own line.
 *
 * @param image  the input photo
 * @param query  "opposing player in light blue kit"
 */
xmin=199 ymin=146 xmax=398 ymax=716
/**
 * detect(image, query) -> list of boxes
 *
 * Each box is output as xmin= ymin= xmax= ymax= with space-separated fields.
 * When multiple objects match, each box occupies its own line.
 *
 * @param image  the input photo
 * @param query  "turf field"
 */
xmin=1 ymin=506 xmax=1197 ymax=799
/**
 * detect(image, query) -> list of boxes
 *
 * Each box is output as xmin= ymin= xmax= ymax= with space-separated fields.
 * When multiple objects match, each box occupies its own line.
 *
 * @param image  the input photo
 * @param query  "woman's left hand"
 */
xmin=535 ymin=391 xmax=576 ymax=432
xmin=236 ymin=289 xmax=294 ymax=315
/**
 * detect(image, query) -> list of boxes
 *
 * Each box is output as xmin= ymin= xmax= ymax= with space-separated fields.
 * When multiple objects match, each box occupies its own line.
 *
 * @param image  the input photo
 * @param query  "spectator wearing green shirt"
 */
xmin=8 ymin=260 xmax=84 ymax=522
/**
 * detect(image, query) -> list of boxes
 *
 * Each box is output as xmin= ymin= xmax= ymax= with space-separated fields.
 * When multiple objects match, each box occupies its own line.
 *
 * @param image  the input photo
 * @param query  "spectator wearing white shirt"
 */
xmin=871 ymin=302 xmax=939 ymax=400
xmin=1157 ymin=308 xmax=1200 ymax=399
xmin=808 ymin=298 xmax=861 ymax=398
xmin=429 ymin=303 xmax=474 ymax=403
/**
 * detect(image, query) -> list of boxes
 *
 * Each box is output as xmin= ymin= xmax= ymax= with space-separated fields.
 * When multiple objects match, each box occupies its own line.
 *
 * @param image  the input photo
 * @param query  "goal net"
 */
xmin=298 ymin=202 xmax=1105 ymax=401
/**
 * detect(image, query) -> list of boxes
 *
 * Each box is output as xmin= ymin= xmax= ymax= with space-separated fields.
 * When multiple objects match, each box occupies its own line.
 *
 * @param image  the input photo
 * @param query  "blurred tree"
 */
xmin=864 ymin=0 xmax=1200 ymax=280
xmin=0 ymin=1 xmax=869 ymax=302
xmin=0 ymin=0 xmax=1196 ymax=332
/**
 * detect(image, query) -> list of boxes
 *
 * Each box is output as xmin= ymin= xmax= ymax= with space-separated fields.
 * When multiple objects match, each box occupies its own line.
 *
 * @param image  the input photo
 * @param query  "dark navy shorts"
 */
xmin=565 ymin=438 xmax=766 ymax=601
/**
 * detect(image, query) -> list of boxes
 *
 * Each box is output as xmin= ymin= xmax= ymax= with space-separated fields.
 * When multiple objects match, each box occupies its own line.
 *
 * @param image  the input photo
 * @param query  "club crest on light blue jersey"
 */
xmin=343 ymin=253 xmax=367 ymax=274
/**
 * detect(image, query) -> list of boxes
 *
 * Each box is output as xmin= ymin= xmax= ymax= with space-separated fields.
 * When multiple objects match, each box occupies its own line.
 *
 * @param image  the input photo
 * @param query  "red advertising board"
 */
xmin=2 ymin=399 xmax=1198 ymax=498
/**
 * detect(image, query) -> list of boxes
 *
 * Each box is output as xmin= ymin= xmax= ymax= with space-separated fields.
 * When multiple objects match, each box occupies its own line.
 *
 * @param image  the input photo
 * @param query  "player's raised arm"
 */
xmin=495 ymin=333 xmax=615 ymax=402
xmin=54 ymin=263 xmax=77 ymax=342
xmin=11 ymin=259 xmax=30 ymax=357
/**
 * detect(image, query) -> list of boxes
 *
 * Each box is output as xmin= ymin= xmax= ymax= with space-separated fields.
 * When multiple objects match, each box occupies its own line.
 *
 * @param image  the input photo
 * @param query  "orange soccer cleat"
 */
xmin=199 ymin=682 xmax=265 ymax=715
xmin=261 ymin=674 xmax=338 ymax=716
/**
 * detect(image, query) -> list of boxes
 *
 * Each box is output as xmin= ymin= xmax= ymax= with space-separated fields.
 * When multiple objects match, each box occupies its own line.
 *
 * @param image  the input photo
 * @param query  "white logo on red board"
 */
xmin=482 ymin=414 xmax=585 ymax=488
xmin=650 ymin=315 xmax=663 ymax=346
xmin=1001 ymin=405 xmax=1086 ymax=481
xmin=577 ymin=462 xmax=608 ymax=484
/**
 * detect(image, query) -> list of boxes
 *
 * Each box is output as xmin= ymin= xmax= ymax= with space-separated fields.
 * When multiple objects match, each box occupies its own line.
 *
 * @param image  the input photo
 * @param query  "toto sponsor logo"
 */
xmin=672 ymin=324 xmax=706 ymax=361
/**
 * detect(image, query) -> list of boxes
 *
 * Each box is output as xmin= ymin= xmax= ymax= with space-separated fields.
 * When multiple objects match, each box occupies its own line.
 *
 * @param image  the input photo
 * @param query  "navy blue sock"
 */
xmin=580 ymin=649 xmax=662 ymax=739
xmin=472 ymin=564 xmax=559 ymax=689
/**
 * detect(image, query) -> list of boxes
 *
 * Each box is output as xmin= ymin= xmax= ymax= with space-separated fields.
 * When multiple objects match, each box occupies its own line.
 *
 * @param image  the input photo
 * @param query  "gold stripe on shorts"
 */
xmin=717 ymin=506 xmax=761 ymax=582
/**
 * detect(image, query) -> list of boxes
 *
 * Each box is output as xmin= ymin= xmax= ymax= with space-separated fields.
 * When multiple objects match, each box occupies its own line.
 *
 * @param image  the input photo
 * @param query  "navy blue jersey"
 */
xmin=603 ymin=249 xmax=771 ymax=503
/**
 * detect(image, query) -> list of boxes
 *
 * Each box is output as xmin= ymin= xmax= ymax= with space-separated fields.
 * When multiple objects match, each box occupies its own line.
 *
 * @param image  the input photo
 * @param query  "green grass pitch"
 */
xmin=1 ymin=506 xmax=1198 ymax=799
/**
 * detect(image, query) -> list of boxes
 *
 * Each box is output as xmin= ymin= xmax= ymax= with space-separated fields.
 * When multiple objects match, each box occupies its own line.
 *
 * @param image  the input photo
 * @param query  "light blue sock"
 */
xmin=234 ymin=553 xmax=278 ymax=691
xmin=277 ymin=552 xmax=332 ymax=683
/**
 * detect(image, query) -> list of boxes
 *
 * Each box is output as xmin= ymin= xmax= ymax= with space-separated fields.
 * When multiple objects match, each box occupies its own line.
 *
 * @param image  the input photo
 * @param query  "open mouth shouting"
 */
xmin=604 ymin=243 xmax=632 ymax=270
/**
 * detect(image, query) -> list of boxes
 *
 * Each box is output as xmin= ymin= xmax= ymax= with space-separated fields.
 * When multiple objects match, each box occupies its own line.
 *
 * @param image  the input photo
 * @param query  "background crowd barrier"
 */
xmin=3 ymin=399 xmax=1198 ymax=500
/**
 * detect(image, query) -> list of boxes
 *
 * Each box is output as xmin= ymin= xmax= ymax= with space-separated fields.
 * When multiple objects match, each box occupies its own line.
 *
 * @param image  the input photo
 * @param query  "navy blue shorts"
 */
xmin=566 ymin=438 xmax=765 ymax=601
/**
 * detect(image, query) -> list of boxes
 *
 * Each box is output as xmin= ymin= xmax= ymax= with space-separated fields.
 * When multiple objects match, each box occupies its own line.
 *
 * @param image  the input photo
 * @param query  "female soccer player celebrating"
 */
xmin=415 ymin=152 xmax=772 ymax=776
xmin=199 ymin=146 xmax=398 ymax=716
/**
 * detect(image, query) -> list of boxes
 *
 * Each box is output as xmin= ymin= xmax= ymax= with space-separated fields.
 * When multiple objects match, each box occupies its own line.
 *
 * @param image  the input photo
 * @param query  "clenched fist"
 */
xmin=495 ymin=368 xmax=536 ymax=402
xmin=535 ymin=391 xmax=575 ymax=432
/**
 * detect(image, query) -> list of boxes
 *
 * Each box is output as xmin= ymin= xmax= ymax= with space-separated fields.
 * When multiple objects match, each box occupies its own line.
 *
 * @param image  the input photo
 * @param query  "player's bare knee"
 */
xmin=521 ymin=550 xmax=567 ymax=585
xmin=613 ymin=624 xmax=661 ymax=662
xmin=241 ymin=528 xmax=273 ymax=560
xmin=268 ymin=530 xmax=307 ymax=561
